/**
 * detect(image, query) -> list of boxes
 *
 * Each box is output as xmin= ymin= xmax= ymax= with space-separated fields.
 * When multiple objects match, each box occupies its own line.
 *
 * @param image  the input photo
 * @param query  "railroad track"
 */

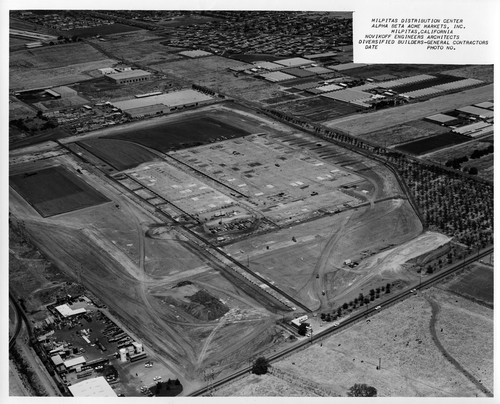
xmin=189 ymin=247 xmax=492 ymax=396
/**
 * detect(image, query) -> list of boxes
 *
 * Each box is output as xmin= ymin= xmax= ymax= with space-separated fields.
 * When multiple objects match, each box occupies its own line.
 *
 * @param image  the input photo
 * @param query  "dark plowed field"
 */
xmin=78 ymin=138 xmax=159 ymax=171
xmin=107 ymin=116 xmax=250 ymax=152
xmin=10 ymin=166 xmax=109 ymax=217
xmin=446 ymin=264 xmax=493 ymax=306
xmin=395 ymin=132 xmax=470 ymax=155
xmin=276 ymin=97 xmax=362 ymax=122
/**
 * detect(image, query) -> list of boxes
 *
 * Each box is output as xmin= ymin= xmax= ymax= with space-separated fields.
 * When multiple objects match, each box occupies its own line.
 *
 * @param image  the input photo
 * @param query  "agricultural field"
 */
xmin=78 ymin=138 xmax=160 ymax=171
xmin=274 ymin=96 xmax=362 ymax=122
xmin=360 ymin=120 xmax=450 ymax=147
xmin=9 ymin=166 xmax=110 ymax=217
xmin=394 ymin=133 xmax=471 ymax=156
xmin=10 ymin=43 xmax=117 ymax=90
xmin=323 ymin=84 xmax=493 ymax=136
xmin=215 ymin=287 xmax=492 ymax=397
xmin=461 ymin=154 xmax=494 ymax=181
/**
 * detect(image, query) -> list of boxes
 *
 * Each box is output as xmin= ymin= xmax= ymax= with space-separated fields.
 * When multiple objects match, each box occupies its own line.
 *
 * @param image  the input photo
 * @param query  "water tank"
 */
xmin=119 ymin=348 xmax=127 ymax=362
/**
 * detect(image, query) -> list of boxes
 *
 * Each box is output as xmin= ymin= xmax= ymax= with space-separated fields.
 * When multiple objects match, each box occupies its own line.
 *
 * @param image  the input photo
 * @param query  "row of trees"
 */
xmin=320 ymin=284 xmax=392 ymax=322
xmin=262 ymin=108 xmax=493 ymax=250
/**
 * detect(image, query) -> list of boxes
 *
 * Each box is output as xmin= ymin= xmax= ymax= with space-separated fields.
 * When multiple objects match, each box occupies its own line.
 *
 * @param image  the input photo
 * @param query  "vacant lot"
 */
xmin=323 ymin=84 xmax=493 ymax=136
xmin=10 ymin=166 xmax=110 ymax=217
xmin=395 ymin=132 xmax=470 ymax=155
xmin=218 ymin=287 xmax=492 ymax=396
xmin=78 ymin=138 xmax=160 ymax=170
xmin=442 ymin=263 xmax=493 ymax=306
xmin=108 ymin=116 xmax=250 ymax=152
xmin=361 ymin=120 xmax=450 ymax=147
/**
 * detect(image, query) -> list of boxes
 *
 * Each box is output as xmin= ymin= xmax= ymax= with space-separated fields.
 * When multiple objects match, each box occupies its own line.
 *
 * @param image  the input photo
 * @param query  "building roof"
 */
xmin=107 ymin=69 xmax=152 ymax=80
xmin=452 ymin=121 xmax=492 ymax=135
xmin=68 ymin=376 xmax=117 ymax=397
xmin=329 ymin=62 xmax=367 ymax=71
xmin=426 ymin=113 xmax=458 ymax=124
xmin=179 ymin=49 xmax=212 ymax=58
xmin=64 ymin=356 xmax=86 ymax=368
xmin=125 ymin=104 xmax=166 ymax=117
xmin=304 ymin=66 xmax=333 ymax=75
xmin=316 ymin=83 xmax=343 ymax=92
xmin=260 ymin=71 xmax=296 ymax=82
xmin=474 ymin=101 xmax=494 ymax=110
xmin=275 ymin=57 xmax=314 ymax=68
xmin=51 ymin=354 xmax=64 ymax=366
xmin=456 ymin=106 xmax=494 ymax=118
xmin=304 ymin=51 xmax=338 ymax=59
xmin=112 ymin=89 xmax=213 ymax=111
xmin=55 ymin=304 xmax=86 ymax=318
xmin=253 ymin=61 xmax=283 ymax=71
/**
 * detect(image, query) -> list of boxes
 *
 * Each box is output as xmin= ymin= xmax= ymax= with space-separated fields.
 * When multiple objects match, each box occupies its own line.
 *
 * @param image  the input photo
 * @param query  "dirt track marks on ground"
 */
xmin=426 ymin=296 xmax=493 ymax=397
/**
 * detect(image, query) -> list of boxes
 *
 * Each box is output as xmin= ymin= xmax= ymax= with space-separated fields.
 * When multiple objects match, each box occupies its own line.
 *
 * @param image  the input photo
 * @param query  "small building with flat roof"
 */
xmin=68 ymin=376 xmax=117 ymax=397
xmin=64 ymin=356 xmax=86 ymax=370
xmin=106 ymin=69 xmax=152 ymax=84
xmin=55 ymin=304 xmax=86 ymax=318
xmin=275 ymin=57 xmax=314 ymax=68
xmin=456 ymin=106 xmax=494 ymax=119
xmin=425 ymin=113 xmax=459 ymax=125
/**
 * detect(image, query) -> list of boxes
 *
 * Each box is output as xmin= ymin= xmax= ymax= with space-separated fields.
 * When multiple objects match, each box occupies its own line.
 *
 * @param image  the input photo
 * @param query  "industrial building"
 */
xmin=425 ymin=113 xmax=460 ymax=126
xmin=111 ymin=89 xmax=214 ymax=117
xmin=105 ymin=69 xmax=152 ymax=84
xmin=68 ymin=376 xmax=117 ymax=397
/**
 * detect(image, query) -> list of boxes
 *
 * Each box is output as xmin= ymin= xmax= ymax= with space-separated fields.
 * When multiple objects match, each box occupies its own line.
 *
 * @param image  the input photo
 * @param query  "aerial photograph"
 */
xmin=8 ymin=8 xmax=493 ymax=399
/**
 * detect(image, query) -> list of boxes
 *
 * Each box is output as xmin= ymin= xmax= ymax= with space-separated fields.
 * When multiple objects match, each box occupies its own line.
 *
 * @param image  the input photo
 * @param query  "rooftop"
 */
xmin=68 ymin=376 xmax=117 ymax=397
xmin=107 ymin=69 xmax=152 ymax=80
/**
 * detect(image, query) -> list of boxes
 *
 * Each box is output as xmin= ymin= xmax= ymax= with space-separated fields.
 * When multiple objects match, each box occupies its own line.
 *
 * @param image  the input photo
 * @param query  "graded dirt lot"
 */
xmin=9 ymin=151 xmax=284 ymax=394
xmin=78 ymin=138 xmax=160 ymax=171
xmin=215 ymin=287 xmax=493 ymax=397
xmin=323 ymin=84 xmax=493 ymax=136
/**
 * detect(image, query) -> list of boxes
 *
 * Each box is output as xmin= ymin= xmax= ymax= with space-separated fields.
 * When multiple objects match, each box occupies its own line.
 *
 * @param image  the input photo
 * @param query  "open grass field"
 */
xmin=10 ymin=59 xmax=117 ymax=90
xmin=442 ymin=264 xmax=493 ymax=306
xmin=78 ymin=138 xmax=160 ymax=171
xmin=360 ymin=120 xmax=450 ymax=147
xmin=88 ymin=32 xmax=186 ymax=66
xmin=216 ymin=287 xmax=492 ymax=397
xmin=324 ymin=84 xmax=493 ymax=136
xmin=394 ymin=132 xmax=471 ymax=155
xmin=108 ymin=116 xmax=250 ymax=152
xmin=275 ymin=96 xmax=362 ymax=122
xmin=63 ymin=23 xmax=141 ymax=38
xmin=10 ymin=166 xmax=110 ymax=217
xmin=462 ymin=154 xmax=494 ymax=181
xmin=10 ymin=42 xmax=117 ymax=89
xmin=440 ymin=65 xmax=494 ymax=83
